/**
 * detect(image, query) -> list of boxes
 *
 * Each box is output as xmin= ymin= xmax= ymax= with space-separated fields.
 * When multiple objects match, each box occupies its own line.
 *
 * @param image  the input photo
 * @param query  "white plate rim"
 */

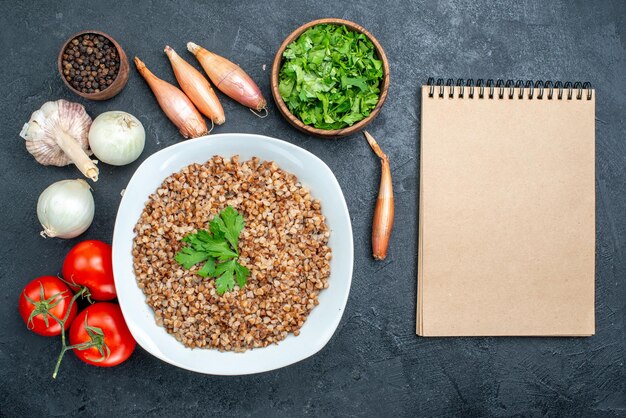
xmin=112 ymin=133 xmax=353 ymax=375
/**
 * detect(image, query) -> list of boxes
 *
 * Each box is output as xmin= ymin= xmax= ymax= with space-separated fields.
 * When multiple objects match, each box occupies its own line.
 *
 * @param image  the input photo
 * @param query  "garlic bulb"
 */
xmin=21 ymin=100 xmax=99 ymax=181
xmin=37 ymin=179 xmax=95 ymax=239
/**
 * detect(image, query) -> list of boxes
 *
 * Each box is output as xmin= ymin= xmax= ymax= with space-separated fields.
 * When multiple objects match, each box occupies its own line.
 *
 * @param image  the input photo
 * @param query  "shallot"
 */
xmin=364 ymin=131 xmax=394 ymax=260
xmin=134 ymin=57 xmax=208 ymax=138
xmin=164 ymin=45 xmax=225 ymax=125
xmin=187 ymin=42 xmax=267 ymax=114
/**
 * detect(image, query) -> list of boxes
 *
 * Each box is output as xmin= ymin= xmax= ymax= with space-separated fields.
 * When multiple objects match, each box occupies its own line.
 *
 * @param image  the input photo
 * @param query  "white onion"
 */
xmin=37 ymin=179 xmax=95 ymax=239
xmin=88 ymin=111 xmax=145 ymax=166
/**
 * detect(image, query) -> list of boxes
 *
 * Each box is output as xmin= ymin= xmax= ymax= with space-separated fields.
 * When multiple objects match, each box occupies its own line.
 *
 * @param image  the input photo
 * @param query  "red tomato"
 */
xmin=62 ymin=240 xmax=116 ymax=301
xmin=69 ymin=302 xmax=135 ymax=367
xmin=19 ymin=276 xmax=77 ymax=336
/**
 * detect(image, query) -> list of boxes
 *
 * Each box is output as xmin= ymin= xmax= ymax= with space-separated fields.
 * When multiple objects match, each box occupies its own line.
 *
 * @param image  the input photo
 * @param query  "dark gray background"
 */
xmin=1 ymin=0 xmax=624 ymax=416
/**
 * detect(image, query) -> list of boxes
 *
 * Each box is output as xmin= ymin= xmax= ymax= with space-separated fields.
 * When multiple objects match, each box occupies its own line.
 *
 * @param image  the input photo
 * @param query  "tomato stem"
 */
xmin=58 ymin=276 xmax=94 ymax=304
xmin=51 ymin=286 xmax=89 ymax=379
xmin=51 ymin=298 xmax=111 ymax=379
xmin=52 ymin=347 xmax=69 ymax=379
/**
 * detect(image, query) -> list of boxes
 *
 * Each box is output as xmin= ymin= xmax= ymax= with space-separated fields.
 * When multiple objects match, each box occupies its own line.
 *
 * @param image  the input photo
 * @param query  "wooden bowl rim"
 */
xmin=57 ymin=29 xmax=129 ymax=101
xmin=271 ymin=18 xmax=390 ymax=138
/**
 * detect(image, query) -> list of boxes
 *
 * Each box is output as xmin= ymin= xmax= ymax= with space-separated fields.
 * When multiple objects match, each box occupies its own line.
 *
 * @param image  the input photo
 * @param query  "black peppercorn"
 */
xmin=61 ymin=33 xmax=121 ymax=94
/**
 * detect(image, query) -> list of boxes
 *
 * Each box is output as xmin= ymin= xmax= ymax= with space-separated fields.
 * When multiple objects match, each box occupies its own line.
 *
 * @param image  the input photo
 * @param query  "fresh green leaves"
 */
xmin=174 ymin=206 xmax=250 ymax=295
xmin=278 ymin=24 xmax=383 ymax=130
xmin=212 ymin=206 xmax=245 ymax=251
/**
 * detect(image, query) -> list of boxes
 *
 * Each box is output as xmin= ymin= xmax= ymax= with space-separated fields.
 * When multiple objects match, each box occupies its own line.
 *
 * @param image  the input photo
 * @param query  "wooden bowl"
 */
xmin=58 ymin=30 xmax=129 ymax=101
xmin=271 ymin=18 xmax=390 ymax=138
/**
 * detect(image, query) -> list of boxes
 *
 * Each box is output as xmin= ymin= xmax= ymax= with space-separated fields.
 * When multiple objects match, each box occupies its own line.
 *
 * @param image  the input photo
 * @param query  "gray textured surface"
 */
xmin=1 ymin=0 xmax=625 ymax=416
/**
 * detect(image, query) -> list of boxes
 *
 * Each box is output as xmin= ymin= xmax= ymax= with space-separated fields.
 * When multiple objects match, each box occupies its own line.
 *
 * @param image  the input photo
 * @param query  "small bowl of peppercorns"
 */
xmin=58 ymin=30 xmax=129 ymax=100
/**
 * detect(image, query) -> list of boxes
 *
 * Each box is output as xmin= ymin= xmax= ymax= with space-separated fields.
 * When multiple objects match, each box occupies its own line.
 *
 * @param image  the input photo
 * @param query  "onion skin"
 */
xmin=37 ymin=179 xmax=95 ymax=239
xmin=187 ymin=42 xmax=266 ymax=111
xmin=164 ymin=46 xmax=225 ymax=125
xmin=364 ymin=131 xmax=394 ymax=260
xmin=134 ymin=57 xmax=208 ymax=138
xmin=88 ymin=111 xmax=145 ymax=166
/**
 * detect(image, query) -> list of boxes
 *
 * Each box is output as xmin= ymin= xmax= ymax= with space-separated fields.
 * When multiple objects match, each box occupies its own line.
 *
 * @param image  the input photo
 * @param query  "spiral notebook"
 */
xmin=417 ymin=79 xmax=595 ymax=336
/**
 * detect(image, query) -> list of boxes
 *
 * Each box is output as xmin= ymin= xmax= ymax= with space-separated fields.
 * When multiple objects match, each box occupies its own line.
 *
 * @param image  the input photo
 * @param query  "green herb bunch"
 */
xmin=278 ymin=24 xmax=383 ymax=130
xmin=175 ymin=206 xmax=250 ymax=295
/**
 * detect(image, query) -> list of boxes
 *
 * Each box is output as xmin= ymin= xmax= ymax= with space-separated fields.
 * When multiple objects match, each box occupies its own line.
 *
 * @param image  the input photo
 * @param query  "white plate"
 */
xmin=112 ymin=133 xmax=353 ymax=375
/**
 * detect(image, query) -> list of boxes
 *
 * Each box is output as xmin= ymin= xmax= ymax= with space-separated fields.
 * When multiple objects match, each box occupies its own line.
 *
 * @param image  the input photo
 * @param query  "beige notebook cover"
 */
xmin=417 ymin=81 xmax=595 ymax=336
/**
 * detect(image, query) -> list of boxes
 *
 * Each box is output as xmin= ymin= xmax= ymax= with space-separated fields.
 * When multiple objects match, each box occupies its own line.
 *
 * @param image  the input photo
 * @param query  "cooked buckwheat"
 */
xmin=132 ymin=156 xmax=331 ymax=351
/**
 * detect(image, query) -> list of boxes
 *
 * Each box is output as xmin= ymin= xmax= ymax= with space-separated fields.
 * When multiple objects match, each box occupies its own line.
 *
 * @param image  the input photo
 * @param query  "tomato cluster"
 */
xmin=19 ymin=240 xmax=136 ymax=374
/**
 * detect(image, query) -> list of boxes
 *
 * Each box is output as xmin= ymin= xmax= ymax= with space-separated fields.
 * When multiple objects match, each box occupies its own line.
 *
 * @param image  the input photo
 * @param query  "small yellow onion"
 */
xmin=37 ymin=179 xmax=95 ymax=239
xmin=88 ymin=111 xmax=145 ymax=166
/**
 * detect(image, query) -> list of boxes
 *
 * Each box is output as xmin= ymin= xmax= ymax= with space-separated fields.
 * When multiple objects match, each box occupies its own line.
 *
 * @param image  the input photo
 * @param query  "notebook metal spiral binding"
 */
xmin=427 ymin=78 xmax=592 ymax=100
